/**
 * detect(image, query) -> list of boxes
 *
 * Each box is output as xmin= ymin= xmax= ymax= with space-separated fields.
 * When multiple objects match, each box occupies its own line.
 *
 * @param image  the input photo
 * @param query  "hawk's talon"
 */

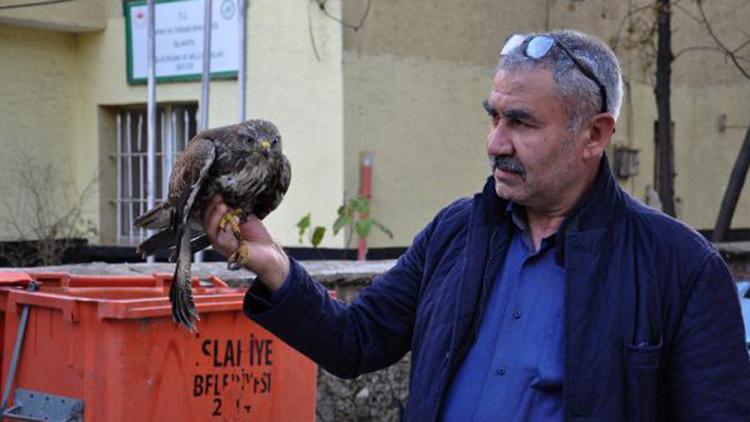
xmin=218 ymin=209 xmax=244 ymax=238
xmin=227 ymin=242 xmax=251 ymax=271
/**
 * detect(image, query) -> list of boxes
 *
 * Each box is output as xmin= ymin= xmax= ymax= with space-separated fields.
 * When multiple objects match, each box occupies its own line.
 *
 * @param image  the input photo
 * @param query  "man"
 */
xmin=204 ymin=30 xmax=750 ymax=420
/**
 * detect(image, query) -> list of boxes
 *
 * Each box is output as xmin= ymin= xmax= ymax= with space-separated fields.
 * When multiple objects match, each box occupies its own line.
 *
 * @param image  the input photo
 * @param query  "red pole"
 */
xmin=357 ymin=154 xmax=373 ymax=261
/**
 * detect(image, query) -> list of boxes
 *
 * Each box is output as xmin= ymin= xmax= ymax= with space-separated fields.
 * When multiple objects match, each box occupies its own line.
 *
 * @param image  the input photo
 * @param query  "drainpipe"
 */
xmin=357 ymin=154 xmax=373 ymax=261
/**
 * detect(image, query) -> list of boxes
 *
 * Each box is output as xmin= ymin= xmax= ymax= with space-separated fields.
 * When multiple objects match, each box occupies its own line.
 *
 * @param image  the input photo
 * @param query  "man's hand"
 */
xmin=204 ymin=195 xmax=290 ymax=290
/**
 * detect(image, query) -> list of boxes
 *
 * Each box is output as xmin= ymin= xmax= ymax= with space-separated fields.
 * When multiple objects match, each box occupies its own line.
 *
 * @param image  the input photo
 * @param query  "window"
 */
xmin=114 ymin=104 xmax=198 ymax=245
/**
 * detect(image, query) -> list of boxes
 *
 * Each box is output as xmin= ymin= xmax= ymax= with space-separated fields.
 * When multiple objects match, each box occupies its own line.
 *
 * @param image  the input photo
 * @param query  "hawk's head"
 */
xmin=238 ymin=119 xmax=283 ymax=158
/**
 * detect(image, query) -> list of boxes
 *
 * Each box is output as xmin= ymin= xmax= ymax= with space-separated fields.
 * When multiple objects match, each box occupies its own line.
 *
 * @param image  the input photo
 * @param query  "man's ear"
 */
xmin=581 ymin=113 xmax=616 ymax=161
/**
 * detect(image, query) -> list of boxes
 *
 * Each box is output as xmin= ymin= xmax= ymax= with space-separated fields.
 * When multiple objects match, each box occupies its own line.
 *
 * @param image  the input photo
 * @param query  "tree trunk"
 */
xmin=712 ymin=124 xmax=750 ymax=242
xmin=655 ymin=0 xmax=676 ymax=216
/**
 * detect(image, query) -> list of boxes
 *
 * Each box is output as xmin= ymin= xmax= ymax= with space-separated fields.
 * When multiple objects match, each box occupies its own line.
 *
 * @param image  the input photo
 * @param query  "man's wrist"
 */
xmin=252 ymin=244 xmax=289 ymax=291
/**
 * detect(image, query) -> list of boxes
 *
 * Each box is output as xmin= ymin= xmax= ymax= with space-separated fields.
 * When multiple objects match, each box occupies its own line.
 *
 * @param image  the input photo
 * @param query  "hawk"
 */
xmin=134 ymin=119 xmax=291 ymax=332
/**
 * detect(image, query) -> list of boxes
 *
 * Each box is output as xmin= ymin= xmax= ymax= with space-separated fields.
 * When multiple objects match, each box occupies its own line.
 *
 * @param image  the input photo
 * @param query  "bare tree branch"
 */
xmin=0 ymin=148 xmax=98 ymax=266
xmin=695 ymin=0 xmax=750 ymax=79
xmin=672 ymin=2 xmax=703 ymax=24
xmin=732 ymin=37 xmax=750 ymax=54
xmin=614 ymin=2 xmax=656 ymax=50
xmin=673 ymin=45 xmax=725 ymax=60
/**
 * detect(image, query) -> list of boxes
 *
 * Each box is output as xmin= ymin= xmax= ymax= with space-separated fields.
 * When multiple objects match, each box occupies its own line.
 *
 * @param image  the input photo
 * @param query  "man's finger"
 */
xmin=205 ymin=203 xmax=229 ymax=240
xmin=203 ymin=195 xmax=224 ymax=226
xmin=208 ymin=194 xmax=224 ymax=208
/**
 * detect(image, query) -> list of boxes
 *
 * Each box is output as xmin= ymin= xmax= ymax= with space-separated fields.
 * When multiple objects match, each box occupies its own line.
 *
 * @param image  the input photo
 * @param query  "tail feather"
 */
xmin=134 ymin=202 xmax=172 ymax=230
xmin=167 ymin=233 xmax=212 ymax=262
xmin=190 ymin=233 xmax=212 ymax=254
xmin=137 ymin=229 xmax=177 ymax=257
xmin=170 ymin=226 xmax=199 ymax=332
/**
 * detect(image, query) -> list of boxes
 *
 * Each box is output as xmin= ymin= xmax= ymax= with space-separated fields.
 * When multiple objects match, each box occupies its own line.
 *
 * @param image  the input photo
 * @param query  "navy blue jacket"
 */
xmin=245 ymin=160 xmax=750 ymax=421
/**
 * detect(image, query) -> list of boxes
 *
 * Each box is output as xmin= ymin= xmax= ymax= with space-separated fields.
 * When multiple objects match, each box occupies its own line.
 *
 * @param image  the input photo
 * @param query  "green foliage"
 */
xmin=311 ymin=226 xmax=326 ymax=248
xmin=296 ymin=213 xmax=311 ymax=243
xmin=296 ymin=213 xmax=327 ymax=248
xmin=354 ymin=219 xmax=373 ymax=239
xmin=297 ymin=196 xmax=393 ymax=250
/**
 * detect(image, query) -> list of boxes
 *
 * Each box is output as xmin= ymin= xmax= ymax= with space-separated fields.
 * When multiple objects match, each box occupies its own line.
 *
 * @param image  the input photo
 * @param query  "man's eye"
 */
xmin=483 ymin=100 xmax=499 ymax=121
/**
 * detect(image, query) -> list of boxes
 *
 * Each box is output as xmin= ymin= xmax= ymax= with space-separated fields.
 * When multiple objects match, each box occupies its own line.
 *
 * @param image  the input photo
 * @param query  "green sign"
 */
xmin=124 ymin=0 xmax=239 ymax=84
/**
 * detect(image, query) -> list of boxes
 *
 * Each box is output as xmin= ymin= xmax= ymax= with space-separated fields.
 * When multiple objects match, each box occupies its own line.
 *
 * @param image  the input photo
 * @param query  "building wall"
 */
xmin=0 ymin=25 xmax=81 ymax=240
xmin=1 ymin=0 xmax=346 ymax=247
xmin=343 ymin=0 xmax=550 ymax=246
xmin=2 ymin=0 xmax=749 ymax=251
xmin=343 ymin=53 xmax=492 ymax=246
xmin=343 ymin=0 xmax=750 ymax=247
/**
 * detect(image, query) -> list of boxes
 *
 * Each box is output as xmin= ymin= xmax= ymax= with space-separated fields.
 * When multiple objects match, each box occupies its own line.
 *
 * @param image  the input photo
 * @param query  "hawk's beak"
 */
xmin=260 ymin=139 xmax=271 ymax=151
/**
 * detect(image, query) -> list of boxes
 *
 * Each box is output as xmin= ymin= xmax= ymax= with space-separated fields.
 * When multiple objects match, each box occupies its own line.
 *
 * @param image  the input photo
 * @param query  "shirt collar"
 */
xmin=505 ymin=201 xmax=559 ymax=254
xmin=505 ymin=201 xmax=528 ymax=233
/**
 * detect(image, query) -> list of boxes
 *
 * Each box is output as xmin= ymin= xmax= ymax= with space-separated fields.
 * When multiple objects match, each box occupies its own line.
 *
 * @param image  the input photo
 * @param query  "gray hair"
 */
xmin=497 ymin=29 xmax=623 ymax=131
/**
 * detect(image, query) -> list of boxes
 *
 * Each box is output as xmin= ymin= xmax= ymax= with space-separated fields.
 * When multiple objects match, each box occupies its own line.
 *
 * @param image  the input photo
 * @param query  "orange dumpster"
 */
xmin=0 ymin=272 xmax=317 ymax=421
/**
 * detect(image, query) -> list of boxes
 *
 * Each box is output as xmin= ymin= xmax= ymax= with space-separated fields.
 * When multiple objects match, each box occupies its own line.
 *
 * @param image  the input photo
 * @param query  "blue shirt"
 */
xmin=442 ymin=204 xmax=565 ymax=421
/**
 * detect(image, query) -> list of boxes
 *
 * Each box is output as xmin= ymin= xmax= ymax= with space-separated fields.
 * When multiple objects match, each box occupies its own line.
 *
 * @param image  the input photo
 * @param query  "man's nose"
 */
xmin=486 ymin=124 xmax=513 ymax=156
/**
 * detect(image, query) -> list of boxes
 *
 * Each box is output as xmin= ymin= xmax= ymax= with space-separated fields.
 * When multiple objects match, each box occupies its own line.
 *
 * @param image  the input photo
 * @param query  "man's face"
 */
xmin=485 ymin=68 xmax=588 ymax=211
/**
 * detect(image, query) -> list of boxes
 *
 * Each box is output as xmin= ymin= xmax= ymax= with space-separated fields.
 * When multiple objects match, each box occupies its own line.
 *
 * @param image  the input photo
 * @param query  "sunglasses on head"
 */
xmin=500 ymin=34 xmax=608 ymax=114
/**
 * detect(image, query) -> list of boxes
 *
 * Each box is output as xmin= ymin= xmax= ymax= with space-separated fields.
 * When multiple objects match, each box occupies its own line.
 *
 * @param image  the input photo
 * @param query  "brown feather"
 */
xmin=134 ymin=119 xmax=291 ymax=331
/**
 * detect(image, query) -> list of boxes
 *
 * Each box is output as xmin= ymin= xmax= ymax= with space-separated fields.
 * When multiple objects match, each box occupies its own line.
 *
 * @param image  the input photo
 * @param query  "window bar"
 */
xmin=116 ymin=112 xmax=123 ymax=245
xmin=126 ymin=112 xmax=134 ymax=245
xmin=184 ymin=108 xmax=190 ymax=152
xmin=137 ymin=112 xmax=145 ymax=242
xmin=137 ymin=111 xmax=144 ymax=152
xmin=168 ymin=107 xmax=176 ymax=178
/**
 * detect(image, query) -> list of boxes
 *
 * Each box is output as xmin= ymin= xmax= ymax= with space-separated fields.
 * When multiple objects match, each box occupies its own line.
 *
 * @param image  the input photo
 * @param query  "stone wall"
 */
xmin=719 ymin=242 xmax=750 ymax=280
xmin=308 ymin=261 xmax=410 ymax=422
xmin=316 ymin=356 xmax=410 ymax=422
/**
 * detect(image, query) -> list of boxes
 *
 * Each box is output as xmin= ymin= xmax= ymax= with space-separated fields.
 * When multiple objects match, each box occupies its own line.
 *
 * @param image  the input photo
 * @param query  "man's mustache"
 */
xmin=490 ymin=155 xmax=526 ymax=177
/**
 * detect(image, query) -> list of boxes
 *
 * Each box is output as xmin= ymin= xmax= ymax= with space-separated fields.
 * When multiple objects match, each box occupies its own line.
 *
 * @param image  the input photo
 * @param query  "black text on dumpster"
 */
xmin=193 ymin=334 xmax=276 ymax=417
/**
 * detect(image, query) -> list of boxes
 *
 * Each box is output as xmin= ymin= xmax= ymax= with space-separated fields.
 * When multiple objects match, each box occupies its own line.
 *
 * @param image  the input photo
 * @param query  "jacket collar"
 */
xmin=478 ymin=154 xmax=627 ymax=234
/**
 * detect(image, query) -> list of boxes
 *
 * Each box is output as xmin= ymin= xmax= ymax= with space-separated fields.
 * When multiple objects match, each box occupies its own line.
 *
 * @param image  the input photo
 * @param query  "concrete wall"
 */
xmin=342 ymin=0 xmax=549 ymax=246
xmin=0 ymin=25 xmax=81 ymax=240
xmin=343 ymin=53 xmax=491 ymax=246
xmin=343 ymin=0 xmax=750 ymax=247
xmin=2 ymin=0 xmax=749 ymax=251
xmin=78 ymin=0 xmax=345 ymax=247
xmin=1 ymin=0 xmax=346 ymax=247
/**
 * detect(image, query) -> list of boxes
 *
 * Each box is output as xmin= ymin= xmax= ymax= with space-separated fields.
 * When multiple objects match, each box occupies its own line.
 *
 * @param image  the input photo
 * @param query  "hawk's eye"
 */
xmin=246 ymin=137 xmax=256 ymax=144
xmin=271 ymin=137 xmax=279 ymax=146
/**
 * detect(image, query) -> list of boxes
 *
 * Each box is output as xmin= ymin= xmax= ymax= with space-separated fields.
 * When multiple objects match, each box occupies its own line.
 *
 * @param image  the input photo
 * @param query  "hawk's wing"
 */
xmin=134 ymin=137 xmax=215 ymax=253
xmin=169 ymin=137 xmax=216 ymax=224
xmin=170 ymin=136 xmax=216 ymax=331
